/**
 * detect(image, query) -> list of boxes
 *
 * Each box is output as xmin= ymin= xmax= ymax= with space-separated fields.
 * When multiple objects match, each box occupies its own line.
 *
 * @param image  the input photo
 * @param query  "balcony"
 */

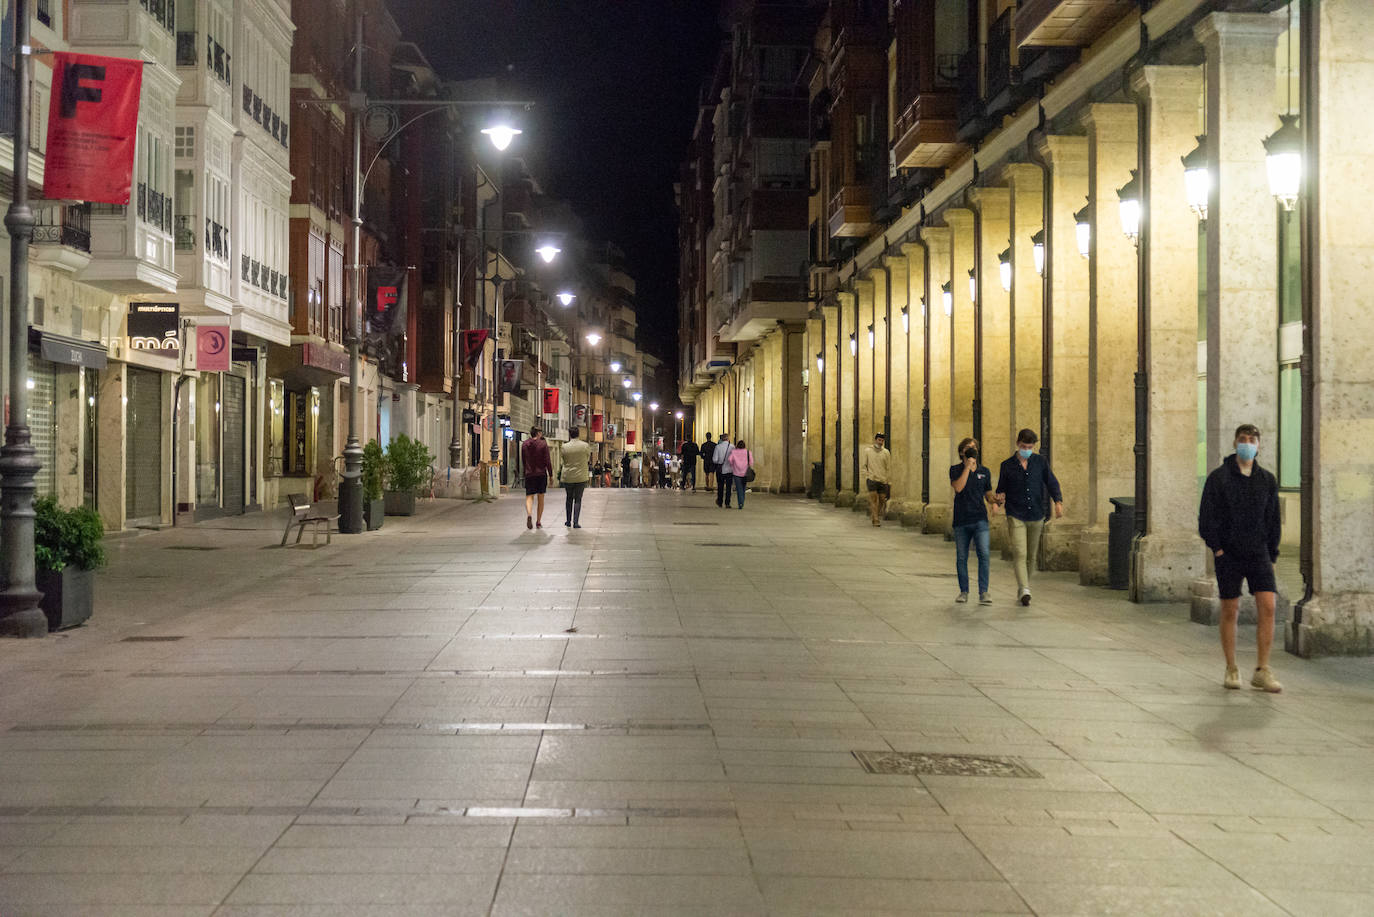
xmin=33 ymin=203 xmax=92 ymax=273
xmin=892 ymin=90 xmax=961 ymax=170
xmin=827 ymin=184 xmax=874 ymax=238
xmin=1015 ymin=0 xmax=1135 ymax=49
xmin=955 ymin=47 xmax=987 ymax=142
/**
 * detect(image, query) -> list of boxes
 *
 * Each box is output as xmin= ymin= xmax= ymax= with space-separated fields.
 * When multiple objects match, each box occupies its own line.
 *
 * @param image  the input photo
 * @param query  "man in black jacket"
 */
xmin=680 ymin=439 xmax=700 ymax=491
xmin=1199 ymin=424 xmax=1282 ymax=693
xmin=700 ymin=433 xmax=716 ymax=492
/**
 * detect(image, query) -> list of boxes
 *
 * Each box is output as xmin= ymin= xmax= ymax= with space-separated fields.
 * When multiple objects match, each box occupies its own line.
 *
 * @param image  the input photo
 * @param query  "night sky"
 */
xmin=386 ymin=0 xmax=724 ymax=380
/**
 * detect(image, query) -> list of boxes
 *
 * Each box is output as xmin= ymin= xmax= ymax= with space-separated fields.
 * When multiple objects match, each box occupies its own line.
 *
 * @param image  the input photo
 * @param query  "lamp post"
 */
xmin=0 ymin=0 xmax=48 ymax=636
xmin=649 ymin=401 xmax=659 ymax=449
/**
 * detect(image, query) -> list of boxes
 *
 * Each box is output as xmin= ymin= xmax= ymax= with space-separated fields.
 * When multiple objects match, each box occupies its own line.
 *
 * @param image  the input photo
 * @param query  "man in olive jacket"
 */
xmin=1198 ymin=423 xmax=1282 ymax=694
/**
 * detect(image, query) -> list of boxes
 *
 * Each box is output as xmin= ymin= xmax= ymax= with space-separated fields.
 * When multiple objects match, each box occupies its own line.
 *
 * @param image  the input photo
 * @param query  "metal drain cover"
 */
xmin=853 ymin=751 xmax=1042 ymax=779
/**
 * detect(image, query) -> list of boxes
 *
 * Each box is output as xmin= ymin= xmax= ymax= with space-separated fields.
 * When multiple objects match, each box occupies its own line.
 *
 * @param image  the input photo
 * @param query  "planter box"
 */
xmin=36 ymin=567 xmax=94 ymax=631
xmin=364 ymin=498 xmax=385 ymax=530
xmin=384 ymin=490 xmax=416 ymax=516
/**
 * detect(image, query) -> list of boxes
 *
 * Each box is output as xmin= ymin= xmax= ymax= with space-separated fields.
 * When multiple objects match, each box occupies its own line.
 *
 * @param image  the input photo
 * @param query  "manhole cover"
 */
xmin=852 ymin=751 xmax=1041 ymax=779
xmin=696 ymin=543 xmax=751 ymax=548
xmin=164 ymin=546 xmax=221 ymax=551
xmin=120 ymin=636 xmax=186 ymax=643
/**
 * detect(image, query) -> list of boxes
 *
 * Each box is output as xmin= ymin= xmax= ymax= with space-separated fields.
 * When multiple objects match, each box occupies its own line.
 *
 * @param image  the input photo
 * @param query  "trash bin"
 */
xmin=808 ymin=462 xmax=824 ymax=500
xmin=1107 ymin=497 xmax=1134 ymax=590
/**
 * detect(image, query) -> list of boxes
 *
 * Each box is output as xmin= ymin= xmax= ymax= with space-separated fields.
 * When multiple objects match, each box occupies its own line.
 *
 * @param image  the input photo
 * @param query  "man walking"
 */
xmin=700 ymin=433 xmax=716 ymax=492
xmin=620 ymin=452 xmax=631 ymax=488
xmin=520 ymin=426 xmax=552 ymax=530
xmin=859 ymin=432 xmax=892 ymax=526
xmin=951 ymin=437 xmax=997 ymax=605
xmin=993 ymin=428 xmax=1063 ymax=606
xmin=713 ymin=434 xmax=735 ymax=508
xmin=1199 ymin=424 xmax=1283 ymax=693
xmin=680 ymin=438 xmax=699 ymax=491
xmin=559 ymin=426 xmax=592 ymax=529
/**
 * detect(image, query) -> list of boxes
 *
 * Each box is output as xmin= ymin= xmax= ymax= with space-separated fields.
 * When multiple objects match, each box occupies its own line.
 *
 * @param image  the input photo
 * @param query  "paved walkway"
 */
xmin=1 ymin=488 xmax=1372 ymax=915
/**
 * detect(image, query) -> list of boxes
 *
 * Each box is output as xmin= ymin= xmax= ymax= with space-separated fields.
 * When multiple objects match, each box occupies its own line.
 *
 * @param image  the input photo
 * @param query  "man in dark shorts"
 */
xmin=520 ymin=426 xmax=552 ymax=530
xmin=1199 ymin=423 xmax=1282 ymax=693
xmin=700 ymin=433 xmax=716 ymax=492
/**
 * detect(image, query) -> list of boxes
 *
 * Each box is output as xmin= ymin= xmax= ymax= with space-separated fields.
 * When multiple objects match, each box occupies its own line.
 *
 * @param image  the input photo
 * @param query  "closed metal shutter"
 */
xmin=221 ymin=374 xmax=246 ymax=514
xmin=26 ymin=355 xmax=57 ymax=498
xmin=125 ymin=368 xmax=162 ymax=522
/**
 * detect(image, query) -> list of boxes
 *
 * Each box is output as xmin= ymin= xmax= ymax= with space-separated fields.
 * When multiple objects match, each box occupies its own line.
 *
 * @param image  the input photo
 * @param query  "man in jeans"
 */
xmin=859 ymin=432 xmax=892 ymax=526
xmin=994 ymin=428 xmax=1063 ymax=606
xmin=1198 ymin=424 xmax=1282 ymax=693
xmin=713 ymin=434 xmax=735 ymax=508
xmin=559 ymin=426 xmax=592 ymax=529
xmin=950 ymin=437 xmax=997 ymax=604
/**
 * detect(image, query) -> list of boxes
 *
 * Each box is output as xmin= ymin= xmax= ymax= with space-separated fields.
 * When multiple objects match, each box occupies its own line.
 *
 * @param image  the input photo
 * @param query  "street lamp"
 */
xmin=998 ymin=247 xmax=1012 ymax=293
xmin=632 ymin=391 xmax=642 ymax=402
xmin=1075 ymin=203 xmax=1091 ymax=259
xmin=1182 ymin=135 xmax=1209 ymax=220
xmin=816 ymin=352 xmax=824 ymax=373
xmin=849 ymin=333 xmax=857 ymax=357
xmin=941 ymin=281 xmax=953 ymax=316
xmin=609 ymin=361 xmax=621 ymax=372
xmin=1117 ymin=169 xmax=1141 ymax=245
xmin=622 ymin=377 xmax=632 ymax=388
xmin=900 ymin=306 xmax=909 ymax=335
xmin=649 ymin=401 xmax=659 ymax=411
xmin=585 ymin=331 xmax=602 ymax=346
xmin=556 ymin=290 xmax=575 ymax=306
xmin=481 ymin=124 xmax=521 ymax=151
xmin=535 ymin=243 xmax=561 ymax=263
xmin=866 ymin=324 xmax=874 ymax=350
xmin=1264 ymin=114 xmax=1301 ymax=211
xmin=1031 ymin=229 xmax=1045 ymax=276
xmin=967 ymin=268 xmax=977 ymax=303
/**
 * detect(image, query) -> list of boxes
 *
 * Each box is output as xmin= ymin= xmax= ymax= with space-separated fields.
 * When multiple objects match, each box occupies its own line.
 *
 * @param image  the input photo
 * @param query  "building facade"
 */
xmin=678 ymin=0 xmax=1374 ymax=656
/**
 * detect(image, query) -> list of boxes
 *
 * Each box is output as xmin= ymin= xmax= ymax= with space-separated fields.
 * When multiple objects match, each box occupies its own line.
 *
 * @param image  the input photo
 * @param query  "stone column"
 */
xmin=919 ymin=224 xmax=952 ymax=532
xmin=1036 ymin=135 xmax=1090 ymax=570
xmin=805 ymin=313 xmax=823 ymax=485
xmin=783 ymin=325 xmax=805 ymax=492
xmin=1192 ymin=12 xmax=1287 ymax=623
xmin=1130 ymin=64 xmax=1210 ymax=603
xmin=1006 ymin=164 xmax=1045 ymax=450
xmin=901 ymin=242 xmax=929 ymax=527
xmin=1080 ymin=103 xmax=1139 ymax=585
xmin=1290 ymin=0 xmax=1374 ymax=655
xmin=970 ymin=188 xmax=1013 ymax=550
xmin=835 ymin=292 xmax=857 ymax=506
xmin=946 ymin=208 xmax=976 ymax=463
xmin=822 ymin=301 xmax=841 ymax=502
xmin=854 ymin=277 xmax=876 ymax=513
xmin=885 ymin=255 xmax=912 ymax=513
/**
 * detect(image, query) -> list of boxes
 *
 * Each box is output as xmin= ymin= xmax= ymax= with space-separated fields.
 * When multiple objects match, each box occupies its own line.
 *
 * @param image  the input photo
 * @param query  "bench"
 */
xmin=281 ymin=493 xmax=336 ymax=547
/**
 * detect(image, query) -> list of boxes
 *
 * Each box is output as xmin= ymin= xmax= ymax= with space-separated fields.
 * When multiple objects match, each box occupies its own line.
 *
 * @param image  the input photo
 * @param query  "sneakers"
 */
xmin=1019 ymin=588 xmax=1031 ymax=606
xmin=955 ymin=593 xmax=969 ymax=604
xmin=979 ymin=593 xmax=992 ymax=606
xmin=526 ymin=515 xmax=533 ymax=530
xmin=1251 ymin=666 xmax=1283 ymax=693
xmin=565 ymin=521 xmax=572 ymax=527
xmin=1224 ymin=666 xmax=1241 ymax=690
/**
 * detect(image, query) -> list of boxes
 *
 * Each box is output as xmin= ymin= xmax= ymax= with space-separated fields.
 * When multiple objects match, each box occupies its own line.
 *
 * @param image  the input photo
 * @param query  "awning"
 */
xmin=28 ymin=328 xmax=108 ymax=370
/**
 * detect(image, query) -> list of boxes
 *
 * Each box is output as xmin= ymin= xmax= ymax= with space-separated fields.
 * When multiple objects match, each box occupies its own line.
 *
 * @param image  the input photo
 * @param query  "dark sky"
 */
xmin=385 ymin=0 xmax=724 ymax=377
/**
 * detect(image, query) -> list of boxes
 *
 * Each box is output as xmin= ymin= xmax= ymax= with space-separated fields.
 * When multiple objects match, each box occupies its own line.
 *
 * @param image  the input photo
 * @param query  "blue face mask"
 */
xmin=1017 ymin=448 xmax=1033 ymax=460
xmin=1236 ymin=442 xmax=1258 ymax=462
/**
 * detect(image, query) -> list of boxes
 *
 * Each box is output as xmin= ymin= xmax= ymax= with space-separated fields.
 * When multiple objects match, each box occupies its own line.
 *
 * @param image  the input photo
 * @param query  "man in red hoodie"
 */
xmin=520 ymin=426 xmax=552 ymax=530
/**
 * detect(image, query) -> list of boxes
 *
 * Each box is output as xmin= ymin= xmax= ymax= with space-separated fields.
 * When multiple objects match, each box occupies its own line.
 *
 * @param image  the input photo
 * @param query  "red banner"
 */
xmin=627 ymin=430 xmax=636 ymax=445
xmin=196 ymin=325 xmax=231 ymax=372
xmin=44 ymin=53 xmax=144 ymax=204
xmin=542 ymin=387 xmax=559 ymax=415
xmin=461 ymin=330 xmax=489 ymax=368
xmin=591 ymin=413 xmax=604 ymax=434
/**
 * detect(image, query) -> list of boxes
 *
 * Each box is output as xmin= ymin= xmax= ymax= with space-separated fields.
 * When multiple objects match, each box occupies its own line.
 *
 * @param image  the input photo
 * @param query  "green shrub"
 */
xmin=34 ymin=496 xmax=107 ymax=574
xmin=361 ymin=439 xmax=385 ymax=502
xmin=383 ymin=435 xmax=434 ymax=495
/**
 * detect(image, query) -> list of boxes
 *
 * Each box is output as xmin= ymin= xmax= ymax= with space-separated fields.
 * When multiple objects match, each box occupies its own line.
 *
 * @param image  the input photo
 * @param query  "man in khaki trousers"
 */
xmin=860 ymin=432 xmax=892 ymax=526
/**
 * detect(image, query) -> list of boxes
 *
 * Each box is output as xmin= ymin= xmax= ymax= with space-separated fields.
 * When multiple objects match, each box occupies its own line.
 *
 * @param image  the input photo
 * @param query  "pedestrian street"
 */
xmin=0 ymin=488 xmax=1372 ymax=915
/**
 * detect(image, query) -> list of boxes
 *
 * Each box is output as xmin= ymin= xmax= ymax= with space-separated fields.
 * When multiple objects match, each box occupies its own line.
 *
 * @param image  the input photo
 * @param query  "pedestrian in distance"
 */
xmin=725 ymin=438 xmax=753 ymax=508
xmin=993 ymin=428 xmax=1064 ymax=606
xmin=713 ymin=434 xmax=735 ymax=508
xmin=668 ymin=454 xmax=681 ymax=489
xmin=679 ymin=438 xmax=699 ymax=491
xmin=620 ymin=452 xmax=631 ymax=488
xmin=700 ymin=433 xmax=716 ymax=492
xmin=520 ymin=426 xmax=552 ymax=530
xmin=951 ymin=437 xmax=997 ymax=605
xmin=559 ymin=427 xmax=592 ymax=529
xmin=860 ymin=431 xmax=892 ymax=526
xmin=1199 ymin=423 xmax=1283 ymax=693
xmin=658 ymin=452 xmax=670 ymax=489
xmin=644 ymin=453 xmax=657 ymax=488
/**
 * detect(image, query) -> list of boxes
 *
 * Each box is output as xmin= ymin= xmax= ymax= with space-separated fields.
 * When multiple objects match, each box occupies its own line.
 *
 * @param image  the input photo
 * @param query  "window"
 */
xmin=1276 ymin=207 xmax=1302 ymax=489
xmin=266 ymin=378 xmax=284 ymax=477
xmin=1278 ymin=364 xmax=1301 ymax=489
xmin=175 ymin=126 xmax=195 ymax=158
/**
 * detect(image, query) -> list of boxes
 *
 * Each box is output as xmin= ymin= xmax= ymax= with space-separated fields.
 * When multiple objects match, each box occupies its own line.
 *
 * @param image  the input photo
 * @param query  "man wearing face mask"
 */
xmin=994 ymin=429 xmax=1063 ymax=606
xmin=1198 ymin=424 xmax=1282 ymax=693
xmin=950 ymin=437 xmax=997 ymax=604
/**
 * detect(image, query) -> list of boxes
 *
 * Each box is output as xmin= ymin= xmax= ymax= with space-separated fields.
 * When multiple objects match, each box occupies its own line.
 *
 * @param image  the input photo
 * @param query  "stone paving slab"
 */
xmin=0 ymin=490 xmax=1372 ymax=914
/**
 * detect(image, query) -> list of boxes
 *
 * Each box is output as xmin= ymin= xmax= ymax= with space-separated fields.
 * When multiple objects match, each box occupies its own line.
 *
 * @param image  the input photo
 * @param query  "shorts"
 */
xmin=1215 ymin=552 xmax=1276 ymax=600
xmin=524 ymin=474 xmax=548 ymax=495
xmin=866 ymin=479 xmax=889 ymax=495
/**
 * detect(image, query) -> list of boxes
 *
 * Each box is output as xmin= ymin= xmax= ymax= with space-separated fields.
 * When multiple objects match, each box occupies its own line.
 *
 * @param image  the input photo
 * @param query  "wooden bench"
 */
xmin=281 ymin=493 xmax=336 ymax=547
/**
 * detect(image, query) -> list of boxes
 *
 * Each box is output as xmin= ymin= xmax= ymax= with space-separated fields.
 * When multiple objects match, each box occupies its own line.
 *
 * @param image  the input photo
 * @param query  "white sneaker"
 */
xmin=955 ymin=593 xmax=969 ymax=604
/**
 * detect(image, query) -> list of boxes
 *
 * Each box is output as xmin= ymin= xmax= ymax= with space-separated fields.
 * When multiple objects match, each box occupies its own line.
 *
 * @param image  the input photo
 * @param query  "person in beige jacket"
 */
xmin=860 ymin=432 xmax=892 ymax=526
xmin=559 ymin=427 xmax=592 ymax=529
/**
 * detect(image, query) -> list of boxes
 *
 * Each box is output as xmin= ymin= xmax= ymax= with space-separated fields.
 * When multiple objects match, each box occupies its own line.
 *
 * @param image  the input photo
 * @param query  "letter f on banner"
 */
xmin=44 ymin=53 xmax=144 ymax=204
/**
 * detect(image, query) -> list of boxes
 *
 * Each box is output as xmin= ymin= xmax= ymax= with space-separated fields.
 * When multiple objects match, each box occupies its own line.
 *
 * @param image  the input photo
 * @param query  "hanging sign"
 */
xmin=591 ymin=413 xmax=604 ymax=434
xmin=127 ymin=303 xmax=179 ymax=354
xmin=542 ymin=386 xmax=559 ymax=415
xmin=627 ymin=430 xmax=636 ymax=445
xmin=572 ymin=403 xmax=589 ymax=427
xmin=44 ymin=52 xmax=145 ymax=204
xmin=196 ymin=324 xmax=231 ymax=371
xmin=461 ymin=330 xmax=489 ymax=367
xmin=499 ymin=359 xmax=523 ymax=394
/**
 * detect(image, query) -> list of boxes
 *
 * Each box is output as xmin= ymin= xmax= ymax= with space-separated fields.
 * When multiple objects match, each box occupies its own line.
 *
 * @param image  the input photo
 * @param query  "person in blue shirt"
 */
xmin=950 ymin=437 xmax=998 ymax=605
xmin=993 ymin=428 xmax=1064 ymax=606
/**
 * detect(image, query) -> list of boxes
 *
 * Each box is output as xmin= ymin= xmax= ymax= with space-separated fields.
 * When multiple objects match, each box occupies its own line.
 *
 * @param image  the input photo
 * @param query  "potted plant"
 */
xmin=383 ymin=434 xmax=434 ymax=516
xmin=361 ymin=439 xmax=386 ymax=530
xmin=33 ymin=496 xmax=106 ymax=631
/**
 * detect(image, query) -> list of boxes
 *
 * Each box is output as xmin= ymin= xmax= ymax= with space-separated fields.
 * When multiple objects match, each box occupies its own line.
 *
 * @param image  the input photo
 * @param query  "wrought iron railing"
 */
xmin=33 ymin=203 xmax=91 ymax=252
xmin=206 ymin=219 xmax=228 ymax=260
xmin=174 ymin=213 xmax=194 ymax=251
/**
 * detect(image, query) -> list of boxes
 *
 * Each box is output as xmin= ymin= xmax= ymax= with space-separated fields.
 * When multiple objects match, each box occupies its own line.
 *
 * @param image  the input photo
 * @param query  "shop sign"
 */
xmin=196 ymin=324 xmax=231 ymax=372
xmin=127 ymin=302 xmax=179 ymax=354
